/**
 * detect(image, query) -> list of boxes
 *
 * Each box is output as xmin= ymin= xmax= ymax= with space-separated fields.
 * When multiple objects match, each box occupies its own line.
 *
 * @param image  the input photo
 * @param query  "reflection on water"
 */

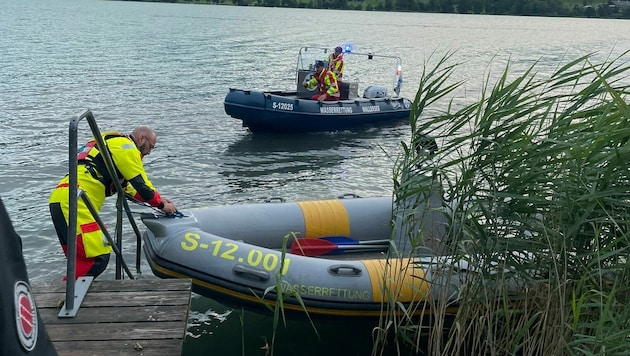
xmin=185 ymin=291 xmax=440 ymax=355
xmin=222 ymin=133 xmax=351 ymax=190
xmin=186 ymin=297 xmax=232 ymax=340
xmin=220 ymin=124 xmax=409 ymax=201
xmin=184 ymin=294 xmax=397 ymax=356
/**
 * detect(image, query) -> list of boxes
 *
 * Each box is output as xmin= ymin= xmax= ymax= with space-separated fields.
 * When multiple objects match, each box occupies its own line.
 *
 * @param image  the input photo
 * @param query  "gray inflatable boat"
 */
xmin=141 ymin=195 xmax=461 ymax=318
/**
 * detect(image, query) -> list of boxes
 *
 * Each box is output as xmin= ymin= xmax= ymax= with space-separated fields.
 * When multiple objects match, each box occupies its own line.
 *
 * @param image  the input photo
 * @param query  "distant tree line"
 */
xmin=130 ymin=0 xmax=630 ymax=18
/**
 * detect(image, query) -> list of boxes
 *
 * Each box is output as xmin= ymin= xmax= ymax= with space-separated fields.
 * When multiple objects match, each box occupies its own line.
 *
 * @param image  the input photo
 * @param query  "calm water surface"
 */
xmin=1 ymin=0 xmax=629 ymax=354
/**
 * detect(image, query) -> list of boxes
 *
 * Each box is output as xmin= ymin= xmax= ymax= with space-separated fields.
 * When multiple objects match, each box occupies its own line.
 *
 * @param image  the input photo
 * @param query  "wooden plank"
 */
xmin=44 ymin=321 xmax=185 ymax=341
xmin=32 ymin=278 xmax=192 ymax=293
xmin=52 ymin=339 xmax=183 ymax=356
xmin=38 ymin=305 xmax=187 ymax=324
xmin=32 ymin=278 xmax=192 ymax=356
xmin=35 ymin=290 xmax=190 ymax=308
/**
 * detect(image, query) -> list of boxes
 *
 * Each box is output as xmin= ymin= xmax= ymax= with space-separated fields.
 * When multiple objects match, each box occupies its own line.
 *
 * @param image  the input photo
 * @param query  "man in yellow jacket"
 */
xmin=327 ymin=46 xmax=345 ymax=82
xmin=49 ymin=126 xmax=177 ymax=278
xmin=303 ymin=60 xmax=340 ymax=101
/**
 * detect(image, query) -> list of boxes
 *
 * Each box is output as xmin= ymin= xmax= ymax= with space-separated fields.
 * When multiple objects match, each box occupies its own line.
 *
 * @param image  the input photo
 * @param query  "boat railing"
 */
xmin=296 ymin=46 xmax=402 ymax=72
xmin=58 ymin=109 xmax=143 ymax=318
xmin=296 ymin=46 xmax=404 ymax=98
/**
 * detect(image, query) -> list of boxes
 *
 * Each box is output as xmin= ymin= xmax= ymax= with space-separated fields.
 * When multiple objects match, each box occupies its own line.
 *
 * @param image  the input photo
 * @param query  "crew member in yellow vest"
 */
xmin=303 ymin=60 xmax=340 ymax=102
xmin=49 ymin=126 xmax=177 ymax=278
xmin=327 ymin=46 xmax=345 ymax=82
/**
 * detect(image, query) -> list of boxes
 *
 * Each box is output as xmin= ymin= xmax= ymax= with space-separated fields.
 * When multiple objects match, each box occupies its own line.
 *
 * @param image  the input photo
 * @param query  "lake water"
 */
xmin=1 ymin=0 xmax=629 ymax=354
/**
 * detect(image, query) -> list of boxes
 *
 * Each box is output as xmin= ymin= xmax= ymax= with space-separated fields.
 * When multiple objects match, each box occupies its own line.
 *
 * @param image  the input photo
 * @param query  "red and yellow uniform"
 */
xmin=49 ymin=131 xmax=165 ymax=278
xmin=328 ymin=52 xmax=344 ymax=80
xmin=305 ymin=67 xmax=340 ymax=101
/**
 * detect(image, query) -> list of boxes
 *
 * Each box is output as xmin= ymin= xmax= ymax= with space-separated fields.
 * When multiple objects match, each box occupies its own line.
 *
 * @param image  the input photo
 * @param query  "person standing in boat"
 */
xmin=49 ymin=126 xmax=177 ymax=279
xmin=327 ymin=46 xmax=344 ymax=82
xmin=303 ymin=60 xmax=340 ymax=102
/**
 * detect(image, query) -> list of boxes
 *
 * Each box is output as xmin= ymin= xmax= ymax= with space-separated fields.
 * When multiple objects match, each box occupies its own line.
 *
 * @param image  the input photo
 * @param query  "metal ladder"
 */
xmin=58 ymin=109 xmax=144 ymax=318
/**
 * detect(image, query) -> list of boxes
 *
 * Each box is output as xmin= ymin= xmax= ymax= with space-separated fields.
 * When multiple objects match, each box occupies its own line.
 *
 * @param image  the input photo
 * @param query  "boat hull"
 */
xmin=224 ymin=89 xmax=412 ymax=133
xmin=142 ymin=196 xmax=461 ymax=318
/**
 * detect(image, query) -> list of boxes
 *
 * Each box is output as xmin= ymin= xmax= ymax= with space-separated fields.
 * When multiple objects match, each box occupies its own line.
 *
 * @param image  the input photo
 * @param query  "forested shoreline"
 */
xmin=121 ymin=0 xmax=630 ymax=19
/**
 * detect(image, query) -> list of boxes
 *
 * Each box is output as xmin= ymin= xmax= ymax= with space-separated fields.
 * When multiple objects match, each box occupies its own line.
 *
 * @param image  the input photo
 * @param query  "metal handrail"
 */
xmin=295 ymin=46 xmax=404 ymax=97
xmin=60 ymin=109 xmax=144 ymax=317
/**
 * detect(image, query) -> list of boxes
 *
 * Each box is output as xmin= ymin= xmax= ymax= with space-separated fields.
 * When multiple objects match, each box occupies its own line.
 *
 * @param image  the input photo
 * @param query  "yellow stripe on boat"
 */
xmin=363 ymin=258 xmax=430 ymax=303
xmin=297 ymin=200 xmax=350 ymax=237
xmin=146 ymin=256 xmax=444 ymax=318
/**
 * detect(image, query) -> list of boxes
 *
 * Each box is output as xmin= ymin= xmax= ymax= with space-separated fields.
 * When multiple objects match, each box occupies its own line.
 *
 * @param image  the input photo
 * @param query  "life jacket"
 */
xmin=316 ymin=68 xmax=340 ymax=97
xmin=77 ymin=131 xmax=129 ymax=196
xmin=329 ymin=53 xmax=344 ymax=79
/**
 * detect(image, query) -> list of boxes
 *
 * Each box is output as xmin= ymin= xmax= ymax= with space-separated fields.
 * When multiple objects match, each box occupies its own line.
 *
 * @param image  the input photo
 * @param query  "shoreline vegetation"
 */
xmin=384 ymin=51 xmax=630 ymax=355
xmin=119 ymin=0 xmax=630 ymax=19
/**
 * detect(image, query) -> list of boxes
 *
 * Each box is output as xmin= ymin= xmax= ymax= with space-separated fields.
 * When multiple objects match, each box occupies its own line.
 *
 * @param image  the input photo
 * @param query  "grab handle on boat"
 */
xmin=264 ymin=197 xmax=285 ymax=203
xmin=337 ymin=193 xmax=361 ymax=199
xmin=328 ymin=264 xmax=362 ymax=276
xmin=233 ymin=264 xmax=270 ymax=282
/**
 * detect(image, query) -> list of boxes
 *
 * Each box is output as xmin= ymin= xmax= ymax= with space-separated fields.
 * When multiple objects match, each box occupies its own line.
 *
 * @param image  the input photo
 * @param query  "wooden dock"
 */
xmin=32 ymin=278 xmax=192 ymax=356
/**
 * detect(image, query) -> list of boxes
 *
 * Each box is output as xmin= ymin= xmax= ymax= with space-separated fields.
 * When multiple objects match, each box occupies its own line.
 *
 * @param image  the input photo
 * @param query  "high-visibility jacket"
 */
xmin=305 ymin=68 xmax=340 ymax=97
xmin=74 ymin=131 xmax=164 ymax=206
xmin=49 ymin=131 xmax=165 ymax=257
xmin=328 ymin=53 xmax=344 ymax=79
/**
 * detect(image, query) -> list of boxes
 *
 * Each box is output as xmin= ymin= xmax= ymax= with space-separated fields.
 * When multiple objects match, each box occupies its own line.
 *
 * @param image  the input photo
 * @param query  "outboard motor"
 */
xmin=363 ymin=85 xmax=388 ymax=99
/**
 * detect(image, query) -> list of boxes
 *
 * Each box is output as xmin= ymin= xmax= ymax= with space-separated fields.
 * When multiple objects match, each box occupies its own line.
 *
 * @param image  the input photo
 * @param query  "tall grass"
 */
xmin=385 ymin=51 xmax=630 ymax=355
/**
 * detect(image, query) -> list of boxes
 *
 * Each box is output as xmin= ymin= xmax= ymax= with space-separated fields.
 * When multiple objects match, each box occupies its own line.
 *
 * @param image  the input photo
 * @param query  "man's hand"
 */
xmin=318 ymin=94 xmax=326 ymax=102
xmin=161 ymin=198 xmax=177 ymax=215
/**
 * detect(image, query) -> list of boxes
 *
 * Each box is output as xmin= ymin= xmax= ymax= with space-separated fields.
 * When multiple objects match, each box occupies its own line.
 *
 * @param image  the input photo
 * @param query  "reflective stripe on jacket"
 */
xmin=75 ymin=131 xmax=163 ymax=207
xmin=328 ymin=53 xmax=344 ymax=79
xmin=305 ymin=68 xmax=340 ymax=97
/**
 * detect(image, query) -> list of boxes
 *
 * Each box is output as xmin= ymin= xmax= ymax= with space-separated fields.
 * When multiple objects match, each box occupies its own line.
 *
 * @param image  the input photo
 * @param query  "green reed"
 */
xmin=252 ymin=232 xmax=318 ymax=355
xmin=384 ymin=51 xmax=630 ymax=355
